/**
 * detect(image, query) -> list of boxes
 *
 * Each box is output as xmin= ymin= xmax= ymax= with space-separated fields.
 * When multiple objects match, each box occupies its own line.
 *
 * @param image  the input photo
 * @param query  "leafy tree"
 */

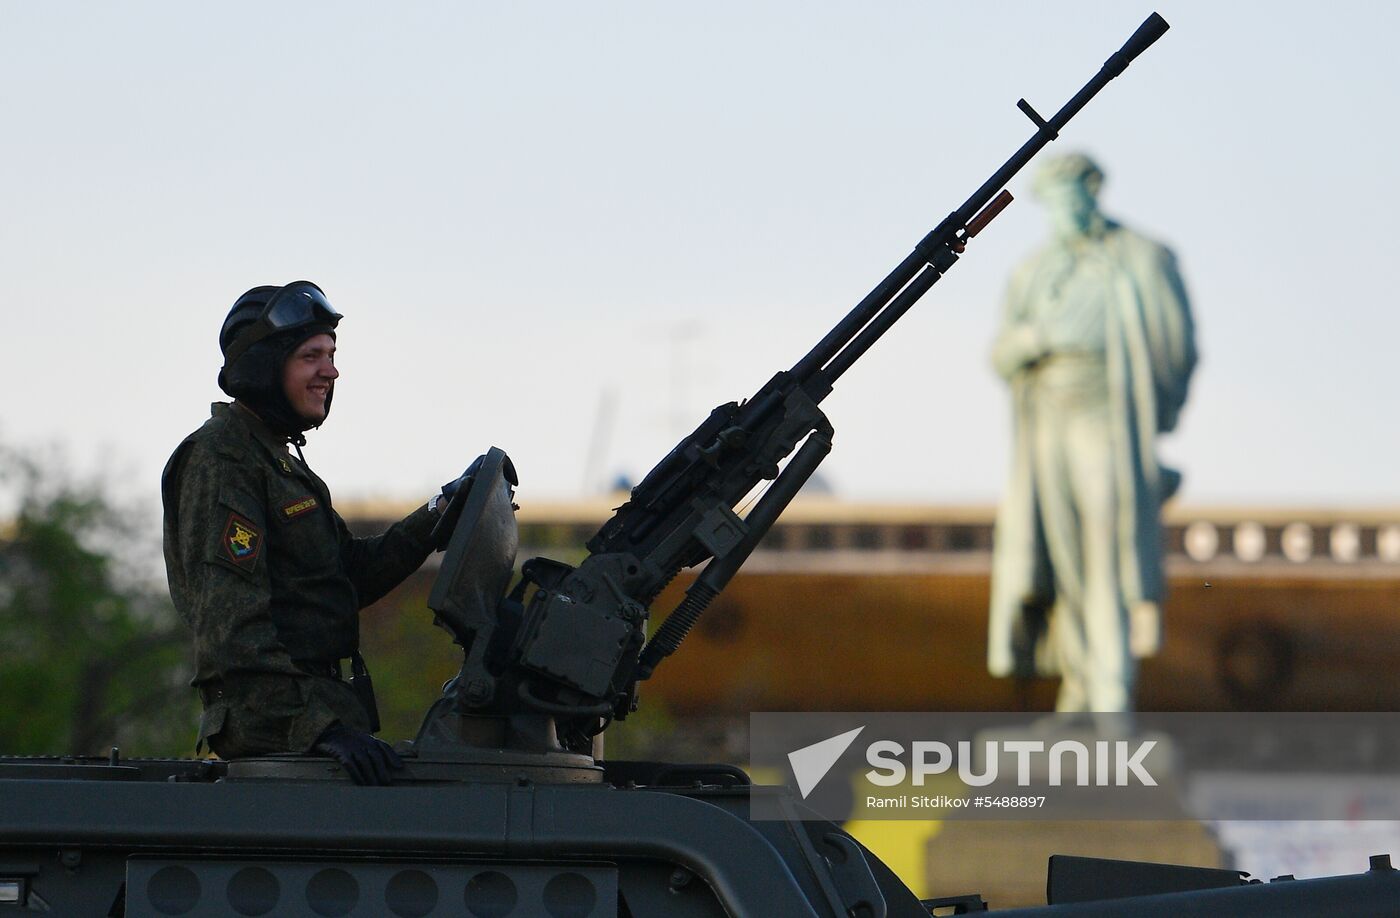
xmin=0 ymin=446 xmax=195 ymax=756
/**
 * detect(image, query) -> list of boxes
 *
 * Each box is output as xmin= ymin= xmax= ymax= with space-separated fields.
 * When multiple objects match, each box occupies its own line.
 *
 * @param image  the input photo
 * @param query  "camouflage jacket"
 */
xmin=161 ymin=402 xmax=438 ymax=754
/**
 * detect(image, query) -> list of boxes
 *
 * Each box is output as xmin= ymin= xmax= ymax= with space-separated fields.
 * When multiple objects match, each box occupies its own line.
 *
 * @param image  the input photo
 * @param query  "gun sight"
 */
xmin=1016 ymin=99 xmax=1056 ymax=137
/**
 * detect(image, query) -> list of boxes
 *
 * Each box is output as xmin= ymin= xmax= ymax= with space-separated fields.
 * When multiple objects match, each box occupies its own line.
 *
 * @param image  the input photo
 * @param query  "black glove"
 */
xmin=313 ymin=723 xmax=404 ymax=786
xmin=441 ymin=454 xmax=485 ymax=505
xmin=429 ymin=454 xmax=487 ymax=551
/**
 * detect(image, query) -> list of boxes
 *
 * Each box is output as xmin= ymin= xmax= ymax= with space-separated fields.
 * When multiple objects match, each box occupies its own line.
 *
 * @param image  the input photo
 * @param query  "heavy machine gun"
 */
xmin=420 ymin=15 xmax=1173 ymax=754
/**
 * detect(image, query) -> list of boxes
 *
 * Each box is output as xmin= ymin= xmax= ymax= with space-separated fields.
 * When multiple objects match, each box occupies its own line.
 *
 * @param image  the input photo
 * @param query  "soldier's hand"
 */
xmin=429 ymin=454 xmax=487 ymax=550
xmin=439 ymin=455 xmax=486 ymax=509
xmin=429 ymin=452 xmax=519 ymax=551
xmin=314 ymin=723 xmax=404 ymax=785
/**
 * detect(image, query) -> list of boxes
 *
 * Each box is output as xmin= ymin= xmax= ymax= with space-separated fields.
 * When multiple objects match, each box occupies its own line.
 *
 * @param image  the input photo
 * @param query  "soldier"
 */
xmin=162 ymin=281 xmax=467 ymax=784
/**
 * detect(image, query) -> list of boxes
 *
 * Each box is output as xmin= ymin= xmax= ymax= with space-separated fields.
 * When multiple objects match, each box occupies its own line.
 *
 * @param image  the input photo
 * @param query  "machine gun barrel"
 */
xmin=792 ymin=12 xmax=1169 ymax=392
xmin=592 ymin=12 xmax=1170 ymax=569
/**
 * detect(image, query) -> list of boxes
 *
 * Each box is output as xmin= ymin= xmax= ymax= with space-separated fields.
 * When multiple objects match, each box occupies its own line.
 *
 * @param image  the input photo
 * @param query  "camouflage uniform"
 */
xmin=162 ymin=401 xmax=438 ymax=757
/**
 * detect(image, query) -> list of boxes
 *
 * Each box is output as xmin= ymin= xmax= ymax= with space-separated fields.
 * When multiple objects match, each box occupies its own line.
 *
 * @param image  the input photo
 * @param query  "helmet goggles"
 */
xmin=223 ymin=281 xmax=342 ymax=367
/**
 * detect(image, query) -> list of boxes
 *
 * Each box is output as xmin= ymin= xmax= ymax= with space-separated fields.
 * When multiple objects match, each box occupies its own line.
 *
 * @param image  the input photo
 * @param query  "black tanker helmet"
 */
xmin=217 ymin=281 xmax=342 ymax=439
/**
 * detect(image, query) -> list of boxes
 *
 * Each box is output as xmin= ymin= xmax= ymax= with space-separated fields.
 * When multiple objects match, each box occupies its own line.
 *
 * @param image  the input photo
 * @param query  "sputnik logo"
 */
xmin=787 ymin=726 xmax=865 ymax=799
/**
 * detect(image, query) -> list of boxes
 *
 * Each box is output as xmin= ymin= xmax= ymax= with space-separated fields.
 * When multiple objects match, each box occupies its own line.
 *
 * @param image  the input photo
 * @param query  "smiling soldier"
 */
xmin=161 ymin=281 xmax=469 ymax=785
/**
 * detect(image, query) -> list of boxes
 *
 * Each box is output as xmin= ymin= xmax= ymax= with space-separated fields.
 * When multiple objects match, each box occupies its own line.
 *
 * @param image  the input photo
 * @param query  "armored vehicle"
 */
xmin=6 ymin=452 xmax=1396 ymax=916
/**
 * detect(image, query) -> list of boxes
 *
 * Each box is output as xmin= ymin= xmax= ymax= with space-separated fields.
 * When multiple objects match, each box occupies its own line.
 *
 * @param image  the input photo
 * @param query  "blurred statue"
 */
xmin=987 ymin=153 xmax=1196 ymax=713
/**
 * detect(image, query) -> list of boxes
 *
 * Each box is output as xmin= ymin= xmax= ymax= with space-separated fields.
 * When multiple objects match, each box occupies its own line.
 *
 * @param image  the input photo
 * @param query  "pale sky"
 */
xmin=4 ymin=1 xmax=1399 ymax=515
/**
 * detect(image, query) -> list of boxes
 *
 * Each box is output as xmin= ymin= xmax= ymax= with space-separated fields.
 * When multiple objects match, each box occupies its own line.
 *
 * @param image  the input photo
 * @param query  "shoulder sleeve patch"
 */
xmin=222 ymin=512 xmax=263 ymax=568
